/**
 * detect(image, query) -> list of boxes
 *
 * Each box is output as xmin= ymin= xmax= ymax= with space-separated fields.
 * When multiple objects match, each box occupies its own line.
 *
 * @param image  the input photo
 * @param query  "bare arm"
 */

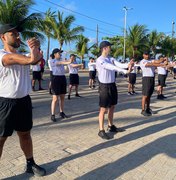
xmin=145 ymin=62 xmax=165 ymax=67
xmin=2 ymin=38 xmax=41 ymax=66
xmin=57 ymin=60 xmax=71 ymax=66
xmin=128 ymin=64 xmax=133 ymax=73
xmin=70 ymin=63 xmax=83 ymax=68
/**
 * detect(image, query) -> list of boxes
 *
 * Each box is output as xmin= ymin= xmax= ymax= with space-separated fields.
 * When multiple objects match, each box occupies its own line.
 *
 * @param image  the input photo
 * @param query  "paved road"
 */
xmin=0 ymin=71 xmax=176 ymax=180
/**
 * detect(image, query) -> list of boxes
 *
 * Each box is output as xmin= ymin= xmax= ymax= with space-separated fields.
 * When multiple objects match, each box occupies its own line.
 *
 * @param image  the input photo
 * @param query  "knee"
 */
xmin=52 ymin=96 xmax=58 ymax=103
xmin=17 ymin=131 xmax=31 ymax=141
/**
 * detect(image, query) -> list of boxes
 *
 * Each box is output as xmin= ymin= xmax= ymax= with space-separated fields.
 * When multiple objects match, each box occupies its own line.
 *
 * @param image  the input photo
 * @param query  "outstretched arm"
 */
xmin=100 ymin=61 xmax=127 ymax=74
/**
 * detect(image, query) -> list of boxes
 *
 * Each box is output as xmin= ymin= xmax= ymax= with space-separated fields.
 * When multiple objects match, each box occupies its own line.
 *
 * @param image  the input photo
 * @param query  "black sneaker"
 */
xmin=25 ymin=163 xmax=46 ymax=177
xmin=107 ymin=125 xmax=125 ymax=132
xmin=146 ymin=108 xmax=152 ymax=115
xmin=51 ymin=115 xmax=56 ymax=122
xmin=68 ymin=95 xmax=71 ymax=100
xmin=157 ymin=94 xmax=164 ymax=100
xmin=127 ymin=92 xmax=133 ymax=95
xmin=132 ymin=91 xmax=136 ymax=94
xmin=98 ymin=130 xmax=110 ymax=140
xmin=75 ymin=93 xmax=81 ymax=97
xmin=161 ymin=94 xmax=167 ymax=98
xmin=60 ymin=112 xmax=68 ymax=118
xmin=141 ymin=110 xmax=151 ymax=116
xmin=39 ymin=88 xmax=45 ymax=91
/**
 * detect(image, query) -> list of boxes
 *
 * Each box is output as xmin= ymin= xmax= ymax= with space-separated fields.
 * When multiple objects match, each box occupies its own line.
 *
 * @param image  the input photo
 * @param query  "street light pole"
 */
xmin=172 ymin=19 xmax=175 ymax=60
xmin=123 ymin=6 xmax=133 ymax=61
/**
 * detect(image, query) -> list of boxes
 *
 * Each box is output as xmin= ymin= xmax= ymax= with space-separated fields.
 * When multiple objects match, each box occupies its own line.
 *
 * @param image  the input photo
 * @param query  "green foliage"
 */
xmin=52 ymin=11 xmax=84 ymax=49
xmin=75 ymin=34 xmax=89 ymax=61
xmin=0 ymin=0 xmax=44 ymax=41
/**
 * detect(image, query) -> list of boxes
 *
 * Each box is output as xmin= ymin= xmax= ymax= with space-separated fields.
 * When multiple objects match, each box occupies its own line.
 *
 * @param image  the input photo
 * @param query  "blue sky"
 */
xmin=31 ymin=0 xmax=176 ymax=58
xmin=1 ymin=0 xmax=176 ymax=59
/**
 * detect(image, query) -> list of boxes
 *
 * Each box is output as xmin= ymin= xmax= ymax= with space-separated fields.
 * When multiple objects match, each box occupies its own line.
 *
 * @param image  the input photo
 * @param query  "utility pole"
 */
xmin=123 ymin=6 xmax=133 ymax=61
xmin=172 ymin=19 xmax=175 ymax=60
xmin=172 ymin=19 xmax=175 ymax=39
xmin=96 ymin=24 xmax=99 ymax=47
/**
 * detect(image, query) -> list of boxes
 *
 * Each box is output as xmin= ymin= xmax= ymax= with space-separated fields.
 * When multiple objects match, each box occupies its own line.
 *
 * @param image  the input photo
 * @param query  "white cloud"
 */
xmin=58 ymin=0 xmax=77 ymax=12
xmin=88 ymin=37 xmax=97 ymax=44
xmin=65 ymin=1 xmax=77 ymax=11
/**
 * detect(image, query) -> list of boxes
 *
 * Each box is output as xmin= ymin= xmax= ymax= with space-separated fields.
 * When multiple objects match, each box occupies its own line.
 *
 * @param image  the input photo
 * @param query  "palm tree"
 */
xmin=38 ymin=8 xmax=56 ymax=60
xmin=75 ymin=34 xmax=89 ymax=66
xmin=102 ymin=36 xmax=122 ymax=58
xmin=0 ymin=0 xmax=44 ymax=42
xmin=147 ymin=30 xmax=165 ymax=58
xmin=52 ymin=11 xmax=84 ymax=49
xmin=90 ymin=44 xmax=100 ymax=58
xmin=159 ymin=36 xmax=176 ymax=58
xmin=126 ymin=24 xmax=148 ymax=59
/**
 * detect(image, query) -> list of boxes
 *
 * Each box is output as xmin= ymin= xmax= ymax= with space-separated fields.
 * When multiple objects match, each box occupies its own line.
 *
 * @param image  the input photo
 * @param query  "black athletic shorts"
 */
xmin=69 ymin=74 xmax=79 ymax=85
xmin=0 ymin=95 xmax=33 ymax=137
xmin=158 ymin=74 xmax=167 ymax=87
xmin=142 ymin=77 xmax=155 ymax=96
xmin=89 ymin=71 xmax=96 ymax=79
xmin=50 ymin=71 xmax=53 ymax=81
xmin=99 ymin=82 xmax=118 ymax=108
xmin=129 ymin=73 xmax=136 ymax=84
xmin=52 ymin=75 xmax=67 ymax=95
xmin=40 ymin=67 xmax=44 ymax=73
xmin=32 ymin=71 xmax=41 ymax=80
xmin=173 ymin=68 xmax=176 ymax=74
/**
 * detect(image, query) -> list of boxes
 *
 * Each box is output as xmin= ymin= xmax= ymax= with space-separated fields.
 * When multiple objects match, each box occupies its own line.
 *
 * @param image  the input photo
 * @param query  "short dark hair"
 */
xmin=158 ymin=55 xmax=164 ymax=59
xmin=70 ymin=54 xmax=76 ymax=57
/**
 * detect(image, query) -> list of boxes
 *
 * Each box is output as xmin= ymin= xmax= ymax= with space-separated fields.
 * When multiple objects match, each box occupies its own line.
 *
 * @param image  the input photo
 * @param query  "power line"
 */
xmin=44 ymin=0 xmax=122 ymax=29
xmin=29 ymin=7 xmax=121 ymax=37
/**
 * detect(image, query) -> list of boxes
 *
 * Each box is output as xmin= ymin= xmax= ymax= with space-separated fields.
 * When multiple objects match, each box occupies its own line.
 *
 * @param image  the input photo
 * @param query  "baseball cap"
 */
xmin=70 ymin=53 xmax=76 ymax=57
xmin=0 ymin=23 xmax=22 ymax=34
xmin=143 ymin=51 xmax=150 ymax=55
xmin=52 ymin=48 xmax=63 ymax=55
xmin=99 ymin=41 xmax=113 ymax=49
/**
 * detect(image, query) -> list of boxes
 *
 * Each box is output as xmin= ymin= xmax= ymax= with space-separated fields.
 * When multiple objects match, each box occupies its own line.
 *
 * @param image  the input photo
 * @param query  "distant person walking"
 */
xmin=50 ymin=48 xmax=71 ymax=122
xmin=96 ymin=41 xmax=127 ymax=140
xmin=39 ymin=50 xmax=45 ymax=80
xmin=67 ymin=54 xmax=83 ymax=100
xmin=48 ymin=54 xmax=53 ymax=95
xmin=88 ymin=57 xmax=96 ymax=89
xmin=31 ymin=61 xmax=44 ymax=91
xmin=127 ymin=58 xmax=138 ymax=95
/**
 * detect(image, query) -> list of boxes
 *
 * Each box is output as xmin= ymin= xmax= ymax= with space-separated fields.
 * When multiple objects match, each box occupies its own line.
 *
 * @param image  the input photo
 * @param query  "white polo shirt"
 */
xmin=96 ymin=56 xmax=115 ymax=83
xmin=88 ymin=62 xmax=96 ymax=71
xmin=48 ymin=59 xmax=53 ymax=71
xmin=140 ymin=59 xmax=155 ymax=77
xmin=32 ymin=64 xmax=41 ymax=72
xmin=49 ymin=59 xmax=65 ymax=76
xmin=157 ymin=65 xmax=167 ymax=75
xmin=96 ymin=55 xmax=127 ymax=83
xmin=0 ymin=49 xmax=31 ymax=98
xmin=68 ymin=61 xmax=79 ymax=74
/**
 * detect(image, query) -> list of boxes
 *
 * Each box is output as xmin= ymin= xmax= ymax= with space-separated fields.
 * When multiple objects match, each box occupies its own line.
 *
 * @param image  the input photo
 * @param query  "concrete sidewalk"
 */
xmin=0 ymin=72 xmax=176 ymax=180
